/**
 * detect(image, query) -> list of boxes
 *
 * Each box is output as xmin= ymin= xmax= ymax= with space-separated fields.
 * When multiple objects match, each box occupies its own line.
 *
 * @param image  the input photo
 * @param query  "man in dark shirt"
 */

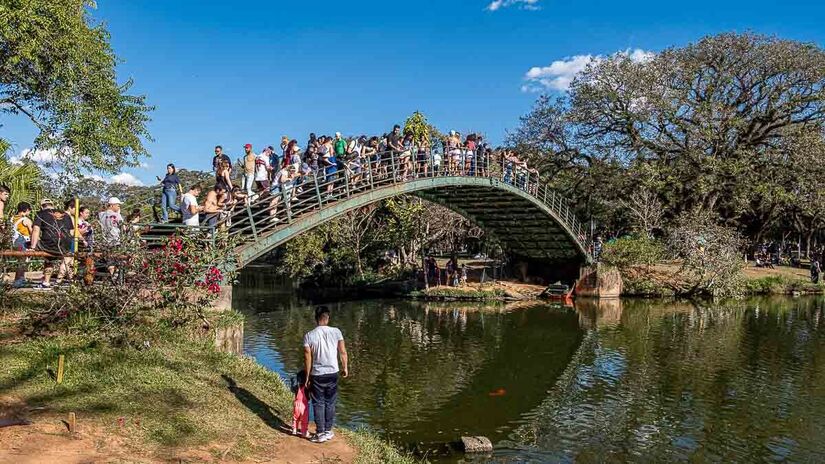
xmin=212 ymin=145 xmax=231 ymax=173
xmin=29 ymin=199 xmax=74 ymax=288
xmin=386 ymin=125 xmax=403 ymax=153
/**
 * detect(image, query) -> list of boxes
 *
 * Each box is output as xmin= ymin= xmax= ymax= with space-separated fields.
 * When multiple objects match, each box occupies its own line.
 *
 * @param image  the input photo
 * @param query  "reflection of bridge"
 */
xmin=146 ymin=151 xmax=592 ymax=272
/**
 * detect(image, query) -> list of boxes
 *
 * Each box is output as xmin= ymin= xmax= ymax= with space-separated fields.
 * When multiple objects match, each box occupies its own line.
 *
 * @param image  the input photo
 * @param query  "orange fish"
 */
xmin=488 ymin=388 xmax=507 ymax=397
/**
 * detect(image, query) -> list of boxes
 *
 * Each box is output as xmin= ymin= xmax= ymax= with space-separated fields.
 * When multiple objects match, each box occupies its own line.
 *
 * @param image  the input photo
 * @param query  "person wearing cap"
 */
xmin=333 ymin=132 xmax=347 ymax=160
xmin=29 ymin=197 xmax=74 ymax=288
xmin=253 ymin=145 xmax=271 ymax=192
xmin=242 ymin=145 xmax=256 ymax=196
xmin=98 ymin=197 xmax=124 ymax=280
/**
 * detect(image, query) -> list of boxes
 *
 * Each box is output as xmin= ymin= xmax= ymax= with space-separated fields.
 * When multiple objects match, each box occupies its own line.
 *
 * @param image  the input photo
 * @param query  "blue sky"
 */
xmin=4 ymin=0 xmax=824 ymax=185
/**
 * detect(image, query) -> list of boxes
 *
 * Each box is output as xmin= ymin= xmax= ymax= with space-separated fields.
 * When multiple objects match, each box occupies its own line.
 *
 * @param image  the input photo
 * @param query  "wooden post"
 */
xmin=57 ymin=354 xmax=65 ymax=384
xmin=67 ymin=412 xmax=76 ymax=433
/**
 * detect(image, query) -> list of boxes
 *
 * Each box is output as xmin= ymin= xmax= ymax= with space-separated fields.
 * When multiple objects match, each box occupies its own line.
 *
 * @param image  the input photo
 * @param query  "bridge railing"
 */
xmin=218 ymin=147 xmax=591 ymax=257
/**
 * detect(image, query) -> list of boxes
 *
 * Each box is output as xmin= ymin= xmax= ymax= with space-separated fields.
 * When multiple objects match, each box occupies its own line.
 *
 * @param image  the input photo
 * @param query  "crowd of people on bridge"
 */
xmin=153 ymin=124 xmax=545 ymax=229
xmin=1 ymin=123 xmax=553 ymax=288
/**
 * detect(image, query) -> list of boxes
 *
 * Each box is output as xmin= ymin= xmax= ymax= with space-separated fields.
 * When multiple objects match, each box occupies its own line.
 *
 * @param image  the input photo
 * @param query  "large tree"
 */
xmin=510 ymin=32 xmax=825 ymax=242
xmin=0 ymin=0 xmax=152 ymax=176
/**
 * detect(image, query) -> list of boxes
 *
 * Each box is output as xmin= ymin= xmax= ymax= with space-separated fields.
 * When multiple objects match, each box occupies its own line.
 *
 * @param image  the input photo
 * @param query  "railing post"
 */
xmin=314 ymin=172 xmax=323 ymax=206
xmin=282 ymin=185 xmax=292 ymax=223
xmin=246 ymin=203 xmax=258 ymax=239
xmin=368 ymin=156 xmax=375 ymax=190
xmin=525 ymin=170 xmax=530 ymax=192
xmin=543 ymin=187 xmax=547 ymax=204
xmin=390 ymin=151 xmax=397 ymax=183
xmin=345 ymin=169 xmax=351 ymax=197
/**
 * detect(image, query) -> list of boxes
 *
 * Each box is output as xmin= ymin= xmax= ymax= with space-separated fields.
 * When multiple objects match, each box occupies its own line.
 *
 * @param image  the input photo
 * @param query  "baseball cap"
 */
xmin=244 ymin=143 xmax=252 ymax=149
xmin=108 ymin=197 xmax=123 ymax=205
xmin=40 ymin=198 xmax=53 ymax=207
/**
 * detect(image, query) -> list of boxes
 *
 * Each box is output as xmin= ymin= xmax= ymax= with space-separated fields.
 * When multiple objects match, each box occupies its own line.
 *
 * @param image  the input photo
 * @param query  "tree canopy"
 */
xmin=0 ymin=0 xmax=153 ymax=176
xmin=509 ymin=32 xmax=825 ymax=245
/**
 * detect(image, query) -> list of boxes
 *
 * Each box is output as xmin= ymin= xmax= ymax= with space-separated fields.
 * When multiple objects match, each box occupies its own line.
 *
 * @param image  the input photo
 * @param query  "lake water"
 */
xmin=236 ymin=272 xmax=825 ymax=462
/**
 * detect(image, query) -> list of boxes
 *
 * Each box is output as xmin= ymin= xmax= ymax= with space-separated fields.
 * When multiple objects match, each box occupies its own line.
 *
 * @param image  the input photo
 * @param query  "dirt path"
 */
xmin=0 ymin=413 xmax=356 ymax=464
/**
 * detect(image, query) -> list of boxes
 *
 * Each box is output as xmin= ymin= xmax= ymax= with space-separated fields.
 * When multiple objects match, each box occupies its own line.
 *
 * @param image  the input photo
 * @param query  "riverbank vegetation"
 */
xmin=601 ymin=235 xmax=825 ymax=297
xmin=0 ymin=302 xmax=415 ymax=463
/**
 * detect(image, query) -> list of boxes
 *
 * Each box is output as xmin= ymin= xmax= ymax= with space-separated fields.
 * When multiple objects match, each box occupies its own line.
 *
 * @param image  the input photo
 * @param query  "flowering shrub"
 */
xmin=26 ymin=230 xmax=239 ymax=339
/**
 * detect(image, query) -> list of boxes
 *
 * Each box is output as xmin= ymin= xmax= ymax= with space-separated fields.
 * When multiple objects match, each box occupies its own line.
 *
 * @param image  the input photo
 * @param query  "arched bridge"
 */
xmin=147 ymin=151 xmax=592 ymax=271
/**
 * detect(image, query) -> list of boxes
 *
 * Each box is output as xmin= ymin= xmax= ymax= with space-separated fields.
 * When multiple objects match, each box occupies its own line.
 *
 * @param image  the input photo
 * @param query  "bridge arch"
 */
xmin=228 ymin=167 xmax=591 ymax=273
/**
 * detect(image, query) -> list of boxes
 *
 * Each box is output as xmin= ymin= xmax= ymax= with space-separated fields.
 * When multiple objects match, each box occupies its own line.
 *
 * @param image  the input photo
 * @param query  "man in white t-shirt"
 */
xmin=181 ymin=184 xmax=203 ymax=227
xmin=303 ymin=306 xmax=348 ymax=443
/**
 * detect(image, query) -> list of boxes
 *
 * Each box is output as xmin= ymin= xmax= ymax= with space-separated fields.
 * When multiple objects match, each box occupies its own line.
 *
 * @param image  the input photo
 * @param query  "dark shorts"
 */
xmin=256 ymin=180 xmax=271 ymax=190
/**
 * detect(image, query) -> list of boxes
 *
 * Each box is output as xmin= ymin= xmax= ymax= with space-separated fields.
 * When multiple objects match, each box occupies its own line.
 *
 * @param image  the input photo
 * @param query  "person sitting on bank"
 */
xmin=303 ymin=306 xmax=348 ymax=444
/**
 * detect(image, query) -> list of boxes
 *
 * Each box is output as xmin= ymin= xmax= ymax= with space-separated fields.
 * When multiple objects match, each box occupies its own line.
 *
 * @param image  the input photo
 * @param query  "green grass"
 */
xmin=344 ymin=429 xmax=419 ymax=464
xmin=410 ymin=285 xmax=507 ymax=300
xmin=0 ymin=319 xmax=420 ymax=462
xmin=744 ymin=275 xmax=824 ymax=295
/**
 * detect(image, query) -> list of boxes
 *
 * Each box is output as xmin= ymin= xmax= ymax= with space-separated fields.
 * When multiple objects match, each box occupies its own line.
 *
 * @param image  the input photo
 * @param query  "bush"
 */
xmin=22 ymin=232 xmax=239 ymax=342
xmin=600 ymin=235 xmax=666 ymax=271
xmin=668 ymin=211 xmax=745 ymax=298
xmin=744 ymin=276 xmax=788 ymax=295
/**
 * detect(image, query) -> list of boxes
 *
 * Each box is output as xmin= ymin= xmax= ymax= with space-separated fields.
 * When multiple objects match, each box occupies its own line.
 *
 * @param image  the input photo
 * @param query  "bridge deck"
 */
xmin=143 ymin=150 xmax=592 ymax=267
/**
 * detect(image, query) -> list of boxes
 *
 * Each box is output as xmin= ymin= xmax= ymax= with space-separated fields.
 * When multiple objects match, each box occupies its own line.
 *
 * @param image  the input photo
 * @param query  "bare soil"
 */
xmin=0 ymin=400 xmax=356 ymax=464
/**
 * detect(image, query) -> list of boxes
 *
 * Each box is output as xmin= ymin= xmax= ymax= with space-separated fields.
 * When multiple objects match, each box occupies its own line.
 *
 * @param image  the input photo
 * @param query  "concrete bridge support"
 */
xmin=575 ymin=264 xmax=623 ymax=298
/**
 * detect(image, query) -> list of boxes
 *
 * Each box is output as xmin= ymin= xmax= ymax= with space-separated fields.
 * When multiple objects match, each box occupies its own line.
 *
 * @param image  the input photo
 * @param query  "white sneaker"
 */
xmin=311 ymin=431 xmax=333 ymax=443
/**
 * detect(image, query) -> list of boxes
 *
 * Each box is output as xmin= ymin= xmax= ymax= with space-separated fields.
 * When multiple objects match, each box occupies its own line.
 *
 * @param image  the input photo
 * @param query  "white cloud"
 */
xmin=522 ymin=48 xmax=654 ymax=92
xmin=110 ymin=173 xmax=145 ymax=187
xmin=486 ymin=0 xmax=540 ymax=11
xmin=10 ymin=147 xmax=67 ymax=165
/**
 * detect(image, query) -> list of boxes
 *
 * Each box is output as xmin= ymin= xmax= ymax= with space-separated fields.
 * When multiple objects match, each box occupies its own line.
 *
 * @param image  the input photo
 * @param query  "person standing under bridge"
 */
xmin=303 ymin=306 xmax=348 ymax=444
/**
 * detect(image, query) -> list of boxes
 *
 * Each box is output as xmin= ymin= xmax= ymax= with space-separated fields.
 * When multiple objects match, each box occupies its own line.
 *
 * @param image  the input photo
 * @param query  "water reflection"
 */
xmin=236 ymin=282 xmax=583 ymax=449
xmin=236 ymin=272 xmax=825 ymax=463
xmin=496 ymin=297 xmax=825 ymax=463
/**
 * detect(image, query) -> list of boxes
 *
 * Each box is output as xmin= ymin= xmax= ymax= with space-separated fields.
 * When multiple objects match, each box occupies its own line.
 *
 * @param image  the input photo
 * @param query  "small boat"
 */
xmin=540 ymin=282 xmax=574 ymax=305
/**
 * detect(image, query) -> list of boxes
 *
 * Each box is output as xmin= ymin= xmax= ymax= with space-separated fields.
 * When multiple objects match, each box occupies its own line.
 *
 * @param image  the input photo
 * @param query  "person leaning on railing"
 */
xmin=29 ymin=198 xmax=74 ymax=288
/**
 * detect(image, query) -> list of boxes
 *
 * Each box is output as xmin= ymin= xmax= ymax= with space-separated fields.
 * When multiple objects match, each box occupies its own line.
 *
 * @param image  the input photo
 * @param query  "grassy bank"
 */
xmin=0 ymin=307 xmax=416 ymax=463
xmin=621 ymin=263 xmax=824 ymax=297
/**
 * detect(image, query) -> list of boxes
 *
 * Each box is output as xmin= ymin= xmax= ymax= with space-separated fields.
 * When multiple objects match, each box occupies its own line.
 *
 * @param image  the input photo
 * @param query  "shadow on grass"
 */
xmin=222 ymin=374 xmax=290 ymax=434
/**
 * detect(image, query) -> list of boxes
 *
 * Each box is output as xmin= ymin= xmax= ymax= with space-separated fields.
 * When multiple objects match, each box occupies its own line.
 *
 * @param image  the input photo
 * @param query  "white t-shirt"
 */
xmin=303 ymin=325 xmax=344 ymax=376
xmin=254 ymin=153 xmax=270 ymax=181
xmin=181 ymin=193 xmax=199 ymax=226
xmin=98 ymin=210 xmax=123 ymax=245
